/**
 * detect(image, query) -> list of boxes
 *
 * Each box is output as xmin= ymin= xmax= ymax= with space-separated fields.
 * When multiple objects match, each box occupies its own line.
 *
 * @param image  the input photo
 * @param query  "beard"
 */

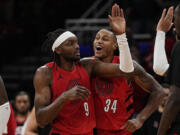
xmin=65 ymin=55 xmax=80 ymax=62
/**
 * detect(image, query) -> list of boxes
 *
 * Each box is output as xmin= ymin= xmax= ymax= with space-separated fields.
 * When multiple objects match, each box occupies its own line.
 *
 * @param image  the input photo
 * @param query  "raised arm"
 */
xmin=109 ymin=4 xmax=134 ymax=73
xmin=121 ymin=61 xmax=166 ymax=132
xmin=34 ymin=66 xmax=90 ymax=127
xmin=153 ymin=7 xmax=173 ymax=76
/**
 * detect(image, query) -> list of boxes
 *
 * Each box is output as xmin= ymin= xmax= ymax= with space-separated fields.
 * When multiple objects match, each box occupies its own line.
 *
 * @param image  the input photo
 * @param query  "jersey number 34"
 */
xmin=104 ymin=99 xmax=117 ymax=113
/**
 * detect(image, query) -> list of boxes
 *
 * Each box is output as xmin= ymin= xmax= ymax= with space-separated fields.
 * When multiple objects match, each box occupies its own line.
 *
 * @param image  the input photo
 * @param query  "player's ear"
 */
xmin=55 ymin=47 xmax=62 ymax=55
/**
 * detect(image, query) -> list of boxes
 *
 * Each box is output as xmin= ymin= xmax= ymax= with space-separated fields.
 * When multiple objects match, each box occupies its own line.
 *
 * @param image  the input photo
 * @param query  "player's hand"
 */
xmin=156 ymin=6 xmax=174 ymax=32
xmin=108 ymin=3 xmax=126 ymax=35
xmin=120 ymin=118 xmax=143 ymax=132
xmin=63 ymin=85 xmax=91 ymax=101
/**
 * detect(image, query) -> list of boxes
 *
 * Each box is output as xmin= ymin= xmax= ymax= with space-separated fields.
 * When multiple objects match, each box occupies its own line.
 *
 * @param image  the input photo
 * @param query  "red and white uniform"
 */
xmin=3 ymin=104 xmax=17 ymax=135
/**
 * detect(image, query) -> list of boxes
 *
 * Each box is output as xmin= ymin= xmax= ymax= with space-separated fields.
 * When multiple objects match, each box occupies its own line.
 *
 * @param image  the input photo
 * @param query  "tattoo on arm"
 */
xmin=132 ymin=61 xmax=156 ymax=93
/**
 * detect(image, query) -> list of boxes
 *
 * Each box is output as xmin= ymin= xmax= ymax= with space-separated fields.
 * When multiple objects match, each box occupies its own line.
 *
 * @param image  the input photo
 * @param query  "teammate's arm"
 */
xmin=157 ymin=47 xmax=180 ymax=135
xmin=121 ymin=61 xmax=166 ymax=132
xmin=34 ymin=66 xmax=90 ymax=127
xmin=80 ymin=58 xmax=130 ymax=78
xmin=153 ymin=7 xmax=173 ymax=76
xmin=109 ymin=4 xmax=134 ymax=73
xmin=24 ymin=107 xmax=39 ymax=135
xmin=157 ymin=86 xmax=180 ymax=135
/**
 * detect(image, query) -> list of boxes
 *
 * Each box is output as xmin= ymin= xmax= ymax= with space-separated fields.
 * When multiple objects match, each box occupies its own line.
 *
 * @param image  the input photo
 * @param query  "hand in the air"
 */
xmin=120 ymin=118 xmax=143 ymax=132
xmin=157 ymin=6 xmax=174 ymax=32
xmin=108 ymin=4 xmax=126 ymax=35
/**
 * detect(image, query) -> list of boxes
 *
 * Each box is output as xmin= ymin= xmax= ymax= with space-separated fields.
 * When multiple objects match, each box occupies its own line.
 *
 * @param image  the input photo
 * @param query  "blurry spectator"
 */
xmin=3 ymin=104 xmax=17 ymax=135
xmin=14 ymin=91 xmax=31 ymax=135
xmin=23 ymin=107 xmax=51 ymax=135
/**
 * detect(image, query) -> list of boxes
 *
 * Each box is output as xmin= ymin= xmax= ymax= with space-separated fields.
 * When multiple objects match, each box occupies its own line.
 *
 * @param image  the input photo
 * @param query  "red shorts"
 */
xmin=49 ymin=130 xmax=93 ymax=135
xmin=96 ymin=129 xmax=131 ymax=135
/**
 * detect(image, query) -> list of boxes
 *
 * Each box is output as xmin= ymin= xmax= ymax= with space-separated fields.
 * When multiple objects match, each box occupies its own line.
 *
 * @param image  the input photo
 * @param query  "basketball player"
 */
xmin=33 ymin=4 xmax=135 ymax=135
xmin=153 ymin=4 xmax=180 ymax=135
xmin=91 ymin=4 xmax=167 ymax=135
xmin=0 ymin=75 xmax=11 ymax=135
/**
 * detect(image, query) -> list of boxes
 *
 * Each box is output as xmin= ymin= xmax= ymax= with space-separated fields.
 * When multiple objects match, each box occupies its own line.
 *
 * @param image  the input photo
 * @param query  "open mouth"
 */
xmin=96 ymin=45 xmax=102 ymax=51
xmin=75 ymin=51 xmax=80 ymax=56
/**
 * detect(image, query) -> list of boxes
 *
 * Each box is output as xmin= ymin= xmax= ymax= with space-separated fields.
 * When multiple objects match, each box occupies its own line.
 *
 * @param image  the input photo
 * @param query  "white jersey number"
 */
xmin=84 ymin=102 xmax=89 ymax=116
xmin=104 ymin=99 xmax=117 ymax=113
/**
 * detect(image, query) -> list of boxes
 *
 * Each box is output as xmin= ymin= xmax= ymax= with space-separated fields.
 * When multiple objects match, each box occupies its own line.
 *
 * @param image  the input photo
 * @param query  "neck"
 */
xmin=56 ymin=57 xmax=75 ymax=72
xmin=16 ymin=112 xmax=29 ymax=122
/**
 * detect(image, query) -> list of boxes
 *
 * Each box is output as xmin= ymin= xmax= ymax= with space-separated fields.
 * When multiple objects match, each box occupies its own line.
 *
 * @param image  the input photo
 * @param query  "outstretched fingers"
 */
xmin=161 ymin=8 xmax=167 ymax=20
xmin=165 ymin=6 xmax=174 ymax=22
xmin=120 ymin=8 xmax=124 ymax=18
xmin=112 ymin=3 xmax=122 ymax=17
xmin=109 ymin=4 xmax=124 ymax=19
xmin=117 ymin=5 xmax=120 ymax=16
xmin=112 ymin=4 xmax=116 ymax=17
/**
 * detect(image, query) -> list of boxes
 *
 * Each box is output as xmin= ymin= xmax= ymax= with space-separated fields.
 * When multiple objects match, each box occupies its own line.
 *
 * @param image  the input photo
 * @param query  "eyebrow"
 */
xmin=99 ymin=34 xmax=111 ymax=38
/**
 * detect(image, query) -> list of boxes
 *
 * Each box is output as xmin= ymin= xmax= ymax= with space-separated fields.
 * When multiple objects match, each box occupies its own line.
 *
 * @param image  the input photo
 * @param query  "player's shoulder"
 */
xmin=35 ymin=65 xmax=52 ymax=78
xmin=79 ymin=57 xmax=101 ymax=75
xmin=34 ymin=65 xmax=52 ymax=86
xmin=79 ymin=57 xmax=99 ymax=65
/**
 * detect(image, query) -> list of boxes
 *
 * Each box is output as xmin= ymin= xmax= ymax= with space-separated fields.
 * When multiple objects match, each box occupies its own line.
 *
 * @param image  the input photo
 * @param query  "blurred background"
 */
xmin=0 ymin=0 xmax=179 ymax=106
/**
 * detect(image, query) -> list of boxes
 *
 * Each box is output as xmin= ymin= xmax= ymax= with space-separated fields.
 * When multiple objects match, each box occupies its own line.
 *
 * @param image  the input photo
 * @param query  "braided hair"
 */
xmin=42 ymin=28 xmax=66 ymax=64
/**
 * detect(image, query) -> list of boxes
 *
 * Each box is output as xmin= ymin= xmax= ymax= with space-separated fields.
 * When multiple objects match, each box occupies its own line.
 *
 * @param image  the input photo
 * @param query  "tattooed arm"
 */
xmin=121 ymin=61 xmax=166 ymax=132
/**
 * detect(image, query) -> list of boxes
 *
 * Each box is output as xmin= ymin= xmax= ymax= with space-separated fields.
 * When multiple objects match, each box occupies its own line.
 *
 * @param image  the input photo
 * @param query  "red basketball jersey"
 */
xmin=46 ymin=62 xmax=96 ymax=134
xmin=91 ymin=56 xmax=134 ymax=131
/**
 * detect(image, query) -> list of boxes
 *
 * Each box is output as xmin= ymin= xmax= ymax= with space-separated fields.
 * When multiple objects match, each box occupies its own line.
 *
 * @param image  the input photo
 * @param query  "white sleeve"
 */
xmin=153 ymin=31 xmax=169 ymax=76
xmin=0 ymin=102 xmax=11 ymax=135
xmin=116 ymin=33 xmax=134 ymax=73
